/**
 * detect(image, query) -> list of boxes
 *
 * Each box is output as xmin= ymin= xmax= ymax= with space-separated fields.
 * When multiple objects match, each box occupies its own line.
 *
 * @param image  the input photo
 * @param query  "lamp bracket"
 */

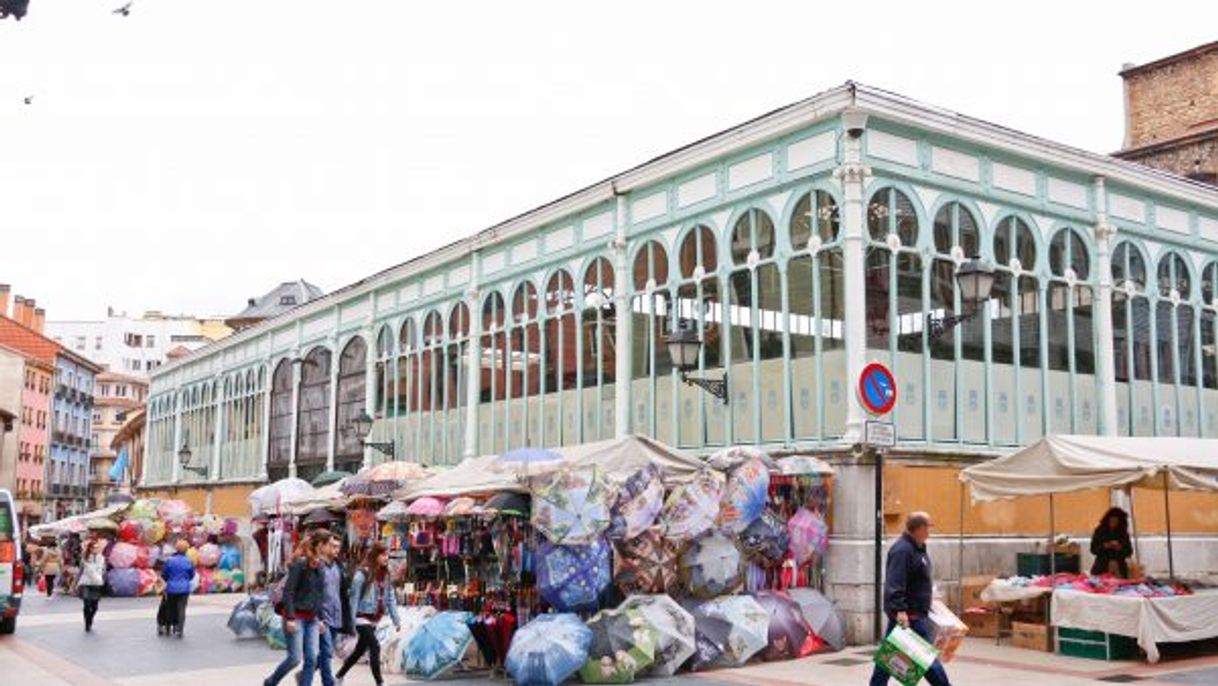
xmin=362 ymin=440 xmax=395 ymax=458
xmin=926 ymin=309 xmax=981 ymax=341
xmin=181 ymin=465 xmax=208 ymax=477
xmin=680 ymin=370 xmax=729 ymax=404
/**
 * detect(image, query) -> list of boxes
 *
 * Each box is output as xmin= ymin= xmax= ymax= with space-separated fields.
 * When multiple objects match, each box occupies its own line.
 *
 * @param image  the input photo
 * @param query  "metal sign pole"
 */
xmin=874 ymin=446 xmax=884 ymax=644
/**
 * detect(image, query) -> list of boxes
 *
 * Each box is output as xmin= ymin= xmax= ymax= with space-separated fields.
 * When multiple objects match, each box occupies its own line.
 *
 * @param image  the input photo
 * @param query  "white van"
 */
xmin=0 ymin=488 xmax=23 ymax=633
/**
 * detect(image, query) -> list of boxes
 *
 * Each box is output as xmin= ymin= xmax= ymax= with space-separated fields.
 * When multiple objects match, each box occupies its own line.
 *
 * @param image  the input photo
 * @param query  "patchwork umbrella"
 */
xmin=607 ymin=464 xmax=664 ymax=540
xmin=741 ymin=509 xmax=790 ymax=567
xmin=660 ymin=470 xmax=723 ymax=542
xmin=679 ymin=531 xmax=743 ymax=598
xmin=485 ymin=492 xmax=531 ymax=518
xmin=531 ymin=465 xmax=613 ymax=545
xmin=404 ymin=611 xmax=474 ymax=680
xmin=613 ymin=529 xmax=680 ymax=596
xmin=390 ymin=606 xmax=438 ymax=674
xmin=579 ymin=608 xmax=658 ymax=684
xmin=787 ymin=507 xmax=829 ymax=565
xmin=717 ymin=458 xmax=769 ymax=533
xmin=787 ymin=588 xmax=846 ymax=651
xmin=706 ymin=445 xmax=770 ymax=472
xmin=686 ymin=614 xmax=733 ymax=671
xmin=618 ymin=595 xmax=696 ymax=677
xmin=537 ymin=538 xmax=612 ymax=612
xmin=691 ymin=595 xmax=769 ymax=667
xmin=342 ymin=461 xmax=429 ymax=497
xmin=406 ymin=496 xmax=446 ymax=517
xmin=753 ymin=591 xmax=823 ymax=660
xmin=505 ymin=613 xmax=592 ymax=686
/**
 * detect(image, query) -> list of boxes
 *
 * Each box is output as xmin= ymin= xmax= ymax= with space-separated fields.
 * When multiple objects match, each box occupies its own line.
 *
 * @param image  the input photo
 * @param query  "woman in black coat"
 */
xmin=1090 ymin=507 xmax=1133 ymax=578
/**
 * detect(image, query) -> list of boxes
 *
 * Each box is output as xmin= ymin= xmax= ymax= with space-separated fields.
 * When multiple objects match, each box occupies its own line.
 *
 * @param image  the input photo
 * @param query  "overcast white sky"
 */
xmin=0 ymin=1 xmax=1211 ymax=320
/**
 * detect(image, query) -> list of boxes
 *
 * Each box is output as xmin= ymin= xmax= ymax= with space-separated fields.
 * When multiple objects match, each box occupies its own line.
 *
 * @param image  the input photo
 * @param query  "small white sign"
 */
xmin=865 ymin=420 xmax=896 ymax=447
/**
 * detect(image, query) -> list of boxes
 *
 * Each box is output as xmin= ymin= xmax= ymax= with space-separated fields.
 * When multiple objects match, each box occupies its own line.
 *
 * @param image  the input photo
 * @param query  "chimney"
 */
xmin=33 ymin=308 xmax=46 ymax=334
xmin=20 ymin=298 xmax=36 ymax=328
xmin=0 ymin=284 xmax=9 ymax=318
xmin=12 ymin=296 xmax=29 ymax=327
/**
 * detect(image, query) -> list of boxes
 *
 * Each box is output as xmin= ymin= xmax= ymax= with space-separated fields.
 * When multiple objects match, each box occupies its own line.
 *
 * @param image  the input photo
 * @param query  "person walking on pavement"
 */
xmin=78 ymin=538 xmax=106 ymax=632
xmin=160 ymin=539 xmax=196 ymax=637
xmin=335 ymin=542 xmax=400 ymax=686
xmin=40 ymin=546 xmax=60 ymax=598
xmin=869 ymin=512 xmax=954 ymax=686
xmin=315 ymin=531 xmax=353 ymax=686
xmin=264 ymin=530 xmax=330 ymax=686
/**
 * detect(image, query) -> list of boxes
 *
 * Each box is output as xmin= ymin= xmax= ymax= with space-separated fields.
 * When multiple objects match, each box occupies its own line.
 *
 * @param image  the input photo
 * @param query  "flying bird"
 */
xmin=112 ymin=2 xmax=132 ymax=16
xmin=22 ymin=96 xmax=32 ymax=105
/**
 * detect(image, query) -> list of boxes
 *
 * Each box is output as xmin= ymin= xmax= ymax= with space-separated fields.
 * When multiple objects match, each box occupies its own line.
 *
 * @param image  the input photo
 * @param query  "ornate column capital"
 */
xmin=833 ymin=163 xmax=872 ymax=185
xmin=1095 ymin=221 xmax=1117 ymax=242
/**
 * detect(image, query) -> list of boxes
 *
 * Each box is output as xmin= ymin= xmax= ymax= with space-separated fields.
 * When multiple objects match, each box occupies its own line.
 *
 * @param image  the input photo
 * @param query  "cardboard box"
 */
xmin=1011 ymin=621 xmax=1053 ymax=652
xmin=960 ymin=575 xmax=995 ymax=610
xmin=927 ymin=600 xmax=969 ymax=663
xmin=962 ymin=609 xmax=999 ymax=638
xmin=873 ymin=625 xmax=941 ymax=686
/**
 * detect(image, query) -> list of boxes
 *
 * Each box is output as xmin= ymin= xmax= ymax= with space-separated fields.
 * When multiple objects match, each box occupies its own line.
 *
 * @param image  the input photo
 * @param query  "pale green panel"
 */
xmin=478 ymin=402 xmax=493 ymax=454
xmin=1115 ymin=382 xmax=1131 ymax=436
xmin=791 ymin=356 xmax=818 ymax=440
xmin=1020 ymin=368 xmax=1043 ymax=442
xmin=448 ymin=408 xmax=463 ymax=462
xmin=1132 ymin=381 xmax=1155 ymax=436
xmin=823 ymin=350 xmax=848 ymax=439
xmin=1076 ymin=374 xmax=1099 ymax=436
xmin=732 ymin=362 xmax=757 ymax=444
xmin=1204 ymin=390 xmax=1218 ymax=437
xmin=543 ymin=395 xmax=560 ymax=447
xmin=931 ymin=358 xmax=956 ymax=441
xmin=1181 ymin=391 xmax=1200 ymax=437
xmin=509 ymin=399 xmax=525 ymax=448
xmin=581 ymin=387 xmax=601 ymax=443
xmin=894 ymin=352 xmax=924 ymax=441
xmin=1157 ymin=383 xmax=1177 ymax=435
xmin=631 ymin=382 xmax=648 ymax=439
xmin=992 ymin=363 xmax=1016 ymax=445
xmin=1048 ymin=370 xmax=1071 ymax=434
xmin=561 ymin=389 xmax=579 ymax=447
xmin=677 ymin=379 xmax=701 ymax=448
xmin=602 ymin=400 xmax=615 ymax=442
xmin=527 ymin=396 xmax=542 ymax=448
xmin=706 ymin=387 xmax=727 ymax=446
xmin=655 ymin=376 xmax=675 ymax=446
xmin=760 ymin=357 xmax=784 ymax=443
xmin=960 ymin=359 xmax=986 ymax=444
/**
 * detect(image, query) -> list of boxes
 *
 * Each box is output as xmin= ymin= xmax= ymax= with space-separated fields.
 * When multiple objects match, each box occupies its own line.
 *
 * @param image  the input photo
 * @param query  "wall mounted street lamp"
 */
xmin=351 ymin=409 xmax=395 ymax=458
xmin=178 ymin=438 xmax=207 ymax=477
xmin=666 ymin=322 xmax=728 ymax=404
xmin=927 ymin=258 xmax=996 ymax=341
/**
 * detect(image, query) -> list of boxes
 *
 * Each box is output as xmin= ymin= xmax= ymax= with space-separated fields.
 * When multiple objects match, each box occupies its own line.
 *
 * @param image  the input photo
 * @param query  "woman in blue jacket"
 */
xmin=160 ymin=539 xmax=196 ymax=637
xmin=335 ymin=543 xmax=400 ymax=686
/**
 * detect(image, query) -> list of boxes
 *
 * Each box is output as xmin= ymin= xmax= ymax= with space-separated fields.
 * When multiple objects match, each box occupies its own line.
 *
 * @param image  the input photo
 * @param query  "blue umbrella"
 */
xmin=405 ymin=611 xmax=474 ymax=679
xmin=537 ymin=539 xmax=612 ymax=612
xmin=506 ymin=614 xmax=593 ymax=686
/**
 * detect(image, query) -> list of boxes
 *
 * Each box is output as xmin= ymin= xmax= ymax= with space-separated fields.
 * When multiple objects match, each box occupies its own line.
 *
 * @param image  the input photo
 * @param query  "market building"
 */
xmin=146 ymin=73 xmax=1218 ymax=639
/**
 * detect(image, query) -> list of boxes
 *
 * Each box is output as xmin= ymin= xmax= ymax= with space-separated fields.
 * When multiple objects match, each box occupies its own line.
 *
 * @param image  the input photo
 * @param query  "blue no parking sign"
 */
xmin=858 ymin=362 xmax=897 ymax=415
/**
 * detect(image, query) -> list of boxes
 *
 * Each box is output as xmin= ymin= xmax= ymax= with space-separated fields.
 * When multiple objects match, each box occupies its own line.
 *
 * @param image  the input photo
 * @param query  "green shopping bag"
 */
xmin=873 ymin=624 xmax=940 ymax=686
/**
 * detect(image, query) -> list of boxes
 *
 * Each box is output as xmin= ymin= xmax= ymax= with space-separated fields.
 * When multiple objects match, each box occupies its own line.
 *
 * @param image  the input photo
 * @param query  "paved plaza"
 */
xmin=4 ymin=594 xmax=1218 ymax=686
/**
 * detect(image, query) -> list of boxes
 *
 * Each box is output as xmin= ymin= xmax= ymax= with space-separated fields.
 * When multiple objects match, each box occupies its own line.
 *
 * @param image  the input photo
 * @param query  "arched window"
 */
xmin=396 ymin=318 xmax=418 ymax=415
xmin=416 ymin=310 xmax=445 ymax=460
xmin=674 ymin=225 xmax=725 ymax=446
xmin=678 ymin=225 xmax=718 ymax=279
xmin=1111 ymin=242 xmax=1153 ymax=435
xmin=789 ymin=190 xmax=840 ymax=251
xmin=374 ymin=325 xmax=392 ymax=420
xmin=334 ymin=337 xmax=367 ymax=472
xmin=536 ymin=270 xmax=578 ymax=446
xmin=729 ymin=208 xmax=776 ymax=265
xmin=1202 ymin=264 xmax=1218 ymax=396
xmin=1155 ymin=252 xmax=1197 ymax=434
xmin=932 ymin=203 xmax=983 ymax=367
xmin=508 ymin=282 xmax=541 ymax=447
xmin=480 ymin=291 xmax=508 ymax=452
xmin=582 ymin=257 xmax=616 ymax=442
xmin=295 ymin=347 xmax=332 ymax=481
xmin=867 ymin=187 xmax=919 ymax=246
xmin=726 ymin=208 xmax=782 ymax=442
xmin=631 ymin=241 xmax=673 ymax=443
xmin=990 ymin=217 xmax=1041 ymax=444
xmin=1046 ymin=227 xmax=1095 ymax=433
xmin=268 ymin=360 xmax=293 ymax=480
xmin=932 ymin=202 xmax=980 ymax=257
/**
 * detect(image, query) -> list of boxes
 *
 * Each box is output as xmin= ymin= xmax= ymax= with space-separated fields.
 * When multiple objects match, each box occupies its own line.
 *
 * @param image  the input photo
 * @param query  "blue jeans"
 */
xmin=870 ymin=616 xmax=953 ymax=686
xmin=317 ymin=625 xmax=341 ymax=686
xmin=265 ymin=617 xmax=320 ymax=686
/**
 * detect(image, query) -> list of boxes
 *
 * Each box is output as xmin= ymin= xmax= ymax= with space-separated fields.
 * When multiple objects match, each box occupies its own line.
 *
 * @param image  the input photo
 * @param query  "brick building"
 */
xmin=1116 ymin=41 xmax=1218 ymax=184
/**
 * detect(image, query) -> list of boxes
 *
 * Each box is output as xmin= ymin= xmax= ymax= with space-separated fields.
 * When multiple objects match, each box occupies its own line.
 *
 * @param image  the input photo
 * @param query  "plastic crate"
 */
xmin=1057 ymin=627 xmax=1138 ymax=660
xmin=1016 ymin=552 xmax=1080 ymax=577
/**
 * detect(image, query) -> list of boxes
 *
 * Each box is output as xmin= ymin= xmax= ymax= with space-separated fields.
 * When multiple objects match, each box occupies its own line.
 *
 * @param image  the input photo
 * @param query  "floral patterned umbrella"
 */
xmin=405 ymin=611 xmax=474 ymax=680
xmin=579 ymin=608 xmax=659 ymax=684
xmin=752 ymin=590 xmax=824 ymax=661
xmin=741 ymin=509 xmax=790 ymax=567
xmin=686 ymin=613 xmax=732 ymax=671
xmin=660 ymin=470 xmax=723 ymax=543
xmin=787 ymin=507 xmax=829 ymax=565
xmin=505 ymin=613 xmax=592 ymax=686
xmin=679 ymin=531 xmax=743 ymax=599
xmin=537 ymin=538 xmax=612 ymax=612
xmin=607 ymin=464 xmax=664 ymax=540
xmin=717 ymin=458 xmax=769 ymax=533
xmin=531 ymin=465 xmax=613 ymax=545
xmin=690 ymin=595 xmax=769 ymax=667
xmin=618 ymin=595 xmax=696 ymax=677
xmin=614 ymin=529 xmax=681 ymax=596
xmin=405 ymin=497 xmax=446 ymax=517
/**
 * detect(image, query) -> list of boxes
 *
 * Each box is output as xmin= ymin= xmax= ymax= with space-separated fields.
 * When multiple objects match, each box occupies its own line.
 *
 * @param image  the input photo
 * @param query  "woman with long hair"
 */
xmin=335 ymin=542 xmax=400 ymax=686
xmin=1090 ymin=507 xmax=1134 ymax=578
xmin=77 ymin=537 xmax=107 ymax=632
xmin=264 ymin=529 xmax=331 ymax=686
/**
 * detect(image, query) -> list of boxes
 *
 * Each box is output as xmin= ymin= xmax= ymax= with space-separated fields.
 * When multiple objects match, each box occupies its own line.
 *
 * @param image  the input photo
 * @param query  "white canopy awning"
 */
xmin=960 ymin=434 xmax=1218 ymax=502
xmin=29 ymin=503 xmax=131 ymax=538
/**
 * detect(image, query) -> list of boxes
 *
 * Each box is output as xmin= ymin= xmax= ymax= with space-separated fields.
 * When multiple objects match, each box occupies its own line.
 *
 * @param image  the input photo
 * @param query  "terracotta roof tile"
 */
xmin=0 ymin=316 xmax=62 ymax=364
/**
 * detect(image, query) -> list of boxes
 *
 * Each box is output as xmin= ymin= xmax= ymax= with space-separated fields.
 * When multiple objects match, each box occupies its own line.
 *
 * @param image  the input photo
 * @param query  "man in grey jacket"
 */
xmin=313 ymin=532 xmax=352 ymax=686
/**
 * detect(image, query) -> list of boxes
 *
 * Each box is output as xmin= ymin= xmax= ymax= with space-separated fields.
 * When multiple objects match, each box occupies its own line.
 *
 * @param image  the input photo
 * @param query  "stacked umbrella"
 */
xmin=505 ymin=613 xmax=592 ymax=686
xmin=580 ymin=608 xmax=659 ymax=684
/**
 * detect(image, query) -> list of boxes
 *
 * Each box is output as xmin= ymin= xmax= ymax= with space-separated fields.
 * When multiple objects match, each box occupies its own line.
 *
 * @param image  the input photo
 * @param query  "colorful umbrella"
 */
xmin=660 ymin=470 xmax=723 ymax=542
xmin=787 ymin=588 xmax=846 ymax=651
xmin=406 ymin=496 xmax=446 ymax=517
xmin=741 ymin=509 xmax=790 ymax=567
xmin=86 ymin=518 xmax=118 ymax=532
xmin=392 ymin=606 xmax=438 ymax=674
xmin=618 ymin=595 xmax=696 ymax=677
xmin=691 ymin=595 xmax=769 ymax=667
xmin=607 ymin=464 xmax=664 ymax=540
xmin=405 ymin=611 xmax=474 ymax=680
xmin=485 ymin=492 xmax=531 ymax=518
xmin=537 ymin=539 xmax=612 ymax=612
xmin=377 ymin=500 xmax=411 ymax=522
xmin=679 ymin=531 xmax=743 ymax=598
xmin=753 ymin=591 xmax=823 ymax=660
xmin=531 ymin=465 xmax=613 ymax=545
xmin=579 ymin=608 xmax=658 ymax=684
xmin=505 ymin=613 xmax=592 ymax=686
xmin=613 ymin=529 xmax=680 ymax=596
xmin=787 ymin=507 xmax=829 ymax=565
xmin=717 ymin=458 xmax=769 ymax=533
xmin=686 ymin=614 xmax=733 ymax=671
xmin=342 ymin=462 xmax=429 ymax=497
xmin=776 ymin=456 xmax=834 ymax=476
xmin=706 ymin=445 xmax=770 ymax=472
xmin=157 ymin=499 xmax=195 ymax=522
xmin=443 ymin=496 xmax=480 ymax=516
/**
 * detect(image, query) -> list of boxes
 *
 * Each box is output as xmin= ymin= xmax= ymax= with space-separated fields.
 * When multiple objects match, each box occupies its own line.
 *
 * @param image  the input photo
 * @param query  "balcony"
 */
xmin=55 ymin=383 xmax=66 ymax=398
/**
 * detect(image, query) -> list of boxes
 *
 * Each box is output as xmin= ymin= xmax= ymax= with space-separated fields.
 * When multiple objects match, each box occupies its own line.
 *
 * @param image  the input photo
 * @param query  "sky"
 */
xmin=0 ymin=0 xmax=1212 ymax=321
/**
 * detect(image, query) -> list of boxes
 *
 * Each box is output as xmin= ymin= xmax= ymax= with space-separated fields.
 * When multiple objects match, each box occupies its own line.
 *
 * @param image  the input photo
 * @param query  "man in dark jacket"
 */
xmin=869 ymin=512 xmax=953 ymax=686
xmin=315 ymin=531 xmax=353 ymax=686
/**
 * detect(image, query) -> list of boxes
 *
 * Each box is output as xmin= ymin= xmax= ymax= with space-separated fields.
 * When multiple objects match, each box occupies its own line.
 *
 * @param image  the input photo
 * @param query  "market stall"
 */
xmin=960 ymin=434 xmax=1218 ymax=662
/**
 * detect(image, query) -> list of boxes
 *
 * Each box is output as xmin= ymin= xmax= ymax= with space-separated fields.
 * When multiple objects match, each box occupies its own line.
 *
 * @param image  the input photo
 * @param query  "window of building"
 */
xmin=146 ymin=335 xmax=156 ymax=348
xmin=94 ymin=336 xmax=102 ymax=350
xmin=280 ymin=295 xmax=297 ymax=306
xmin=75 ymin=336 xmax=86 ymax=350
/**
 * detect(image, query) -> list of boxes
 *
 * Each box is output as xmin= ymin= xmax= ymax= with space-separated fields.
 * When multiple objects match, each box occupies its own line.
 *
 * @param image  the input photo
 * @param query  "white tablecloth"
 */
xmin=980 ymin=581 xmax=1051 ymax=604
xmin=1051 ymin=588 xmax=1218 ymax=662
